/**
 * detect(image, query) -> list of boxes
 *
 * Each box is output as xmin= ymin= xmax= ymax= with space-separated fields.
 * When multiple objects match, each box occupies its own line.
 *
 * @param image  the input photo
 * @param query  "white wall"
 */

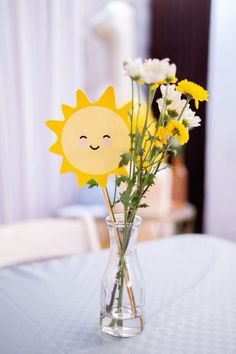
xmin=205 ymin=0 xmax=236 ymax=240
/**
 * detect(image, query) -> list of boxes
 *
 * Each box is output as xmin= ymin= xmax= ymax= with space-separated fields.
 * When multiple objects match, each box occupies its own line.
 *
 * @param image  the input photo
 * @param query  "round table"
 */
xmin=0 ymin=235 xmax=236 ymax=354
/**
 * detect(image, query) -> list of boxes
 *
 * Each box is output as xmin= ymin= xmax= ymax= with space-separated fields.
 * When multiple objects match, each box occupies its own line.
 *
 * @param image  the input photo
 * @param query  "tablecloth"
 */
xmin=0 ymin=235 xmax=236 ymax=354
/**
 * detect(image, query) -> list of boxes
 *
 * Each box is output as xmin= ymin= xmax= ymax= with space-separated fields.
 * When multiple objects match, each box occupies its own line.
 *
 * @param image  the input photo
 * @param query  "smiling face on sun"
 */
xmin=61 ymin=106 xmax=130 ymax=175
xmin=46 ymin=87 xmax=131 ymax=187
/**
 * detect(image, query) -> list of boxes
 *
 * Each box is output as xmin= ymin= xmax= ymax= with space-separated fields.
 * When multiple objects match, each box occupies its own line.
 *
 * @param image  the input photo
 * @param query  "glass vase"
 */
xmin=100 ymin=214 xmax=144 ymax=337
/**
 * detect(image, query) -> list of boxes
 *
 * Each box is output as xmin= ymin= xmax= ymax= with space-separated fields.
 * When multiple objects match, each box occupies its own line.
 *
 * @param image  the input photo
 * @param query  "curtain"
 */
xmin=0 ymin=0 xmax=85 ymax=223
xmin=0 ymin=0 xmax=150 ymax=224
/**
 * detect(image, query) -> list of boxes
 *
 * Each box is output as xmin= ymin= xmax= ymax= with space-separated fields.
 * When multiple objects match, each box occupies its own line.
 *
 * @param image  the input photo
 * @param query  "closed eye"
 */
xmin=103 ymin=135 xmax=110 ymax=139
xmin=80 ymin=135 xmax=87 ymax=139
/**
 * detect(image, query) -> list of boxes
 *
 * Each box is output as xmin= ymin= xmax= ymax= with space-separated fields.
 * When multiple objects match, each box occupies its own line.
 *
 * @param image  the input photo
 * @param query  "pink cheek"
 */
xmin=103 ymin=139 xmax=111 ymax=147
xmin=79 ymin=140 xmax=88 ymax=147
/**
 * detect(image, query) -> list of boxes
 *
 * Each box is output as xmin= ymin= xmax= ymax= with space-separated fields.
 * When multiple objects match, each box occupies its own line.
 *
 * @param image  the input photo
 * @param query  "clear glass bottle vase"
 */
xmin=100 ymin=214 xmax=144 ymax=337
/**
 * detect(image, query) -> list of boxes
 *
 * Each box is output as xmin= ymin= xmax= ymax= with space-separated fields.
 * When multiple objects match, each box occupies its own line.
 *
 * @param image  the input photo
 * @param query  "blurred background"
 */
xmin=0 ymin=0 xmax=236 ymax=264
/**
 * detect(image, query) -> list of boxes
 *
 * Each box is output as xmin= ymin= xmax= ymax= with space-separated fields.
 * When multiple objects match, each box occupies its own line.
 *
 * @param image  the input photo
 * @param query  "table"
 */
xmin=0 ymin=235 xmax=236 ymax=354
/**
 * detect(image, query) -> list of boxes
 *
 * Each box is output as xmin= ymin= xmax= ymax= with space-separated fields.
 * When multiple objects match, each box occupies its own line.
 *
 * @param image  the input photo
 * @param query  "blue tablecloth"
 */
xmin=0 ymin=235 xmax=236 ymax=354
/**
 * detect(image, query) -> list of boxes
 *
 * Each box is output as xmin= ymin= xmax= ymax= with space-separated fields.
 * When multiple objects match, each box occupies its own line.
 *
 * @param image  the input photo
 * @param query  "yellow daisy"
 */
xmin=136 ymin=141 xmax=164 ymax=171
xmin=157 ymin=126 xmax=167 ymax=144
xmin=136 ymin=146 xmax=151 ymax=171
xmin=166 ymin=120 xmax=189 ymax=145
xmin=155 ymin=126 xmax=167 ymax=147
xmin=176 ymin=79 xmax=208 ymax=109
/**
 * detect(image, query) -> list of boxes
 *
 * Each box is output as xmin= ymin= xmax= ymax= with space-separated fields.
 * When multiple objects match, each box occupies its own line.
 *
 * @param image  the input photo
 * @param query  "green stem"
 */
xmin=126 ymin=85 xmax=153 ymax=219
xmin=129 ymin=79 xmax=135 ymax=178
xmin=132 ymin=81 xmax=141 ymax=180
xmin=178 ymin=96 xmax=191 ymax=121
xmin=105 ymin=187 xmax=116 ymax=222
xmin=117 ymin=256 xmax=125 ymax=311
xmin=159 ymin=84 xmax=169 ymax=126
xmin=143 ymin=84 xmax=170 ymax=164
xmin=135 ymin=81 xmax=141 ymax=132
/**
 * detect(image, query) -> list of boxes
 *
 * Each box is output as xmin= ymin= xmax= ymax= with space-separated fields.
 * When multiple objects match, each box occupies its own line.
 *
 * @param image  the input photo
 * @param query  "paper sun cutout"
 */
xmin=46 ymin=87 xmax=131 ymax=187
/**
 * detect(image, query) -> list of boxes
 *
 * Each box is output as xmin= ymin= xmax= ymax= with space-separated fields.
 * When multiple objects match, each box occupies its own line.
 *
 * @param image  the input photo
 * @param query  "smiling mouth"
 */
xmin=90 ymin=145 xmax=100 ymax=150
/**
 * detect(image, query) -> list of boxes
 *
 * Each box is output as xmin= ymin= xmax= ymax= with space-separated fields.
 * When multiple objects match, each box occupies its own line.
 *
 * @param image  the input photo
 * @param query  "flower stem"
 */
xmin=101 ymin=187 xmax=137 ymax=320
xmin=178 ymin=96 xmax=191 ymax=121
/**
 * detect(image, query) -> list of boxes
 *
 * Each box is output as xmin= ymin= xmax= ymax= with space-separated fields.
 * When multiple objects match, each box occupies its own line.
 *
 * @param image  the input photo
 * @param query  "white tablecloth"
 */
xmin=0 ymin=235 xmax=236 ymax=354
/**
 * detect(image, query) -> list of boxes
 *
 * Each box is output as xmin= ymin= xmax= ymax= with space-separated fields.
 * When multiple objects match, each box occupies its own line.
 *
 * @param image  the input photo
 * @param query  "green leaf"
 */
xmin=115 ymin=176 xmax=127 ymax=187
xmin=138 ymin=148 xmax=144 ymax=156
xmin=87 ymin=179 xmax=99 ymax=188
xmin=145 ymin=173 xmax=156 ymax=187
xmin=147 ymin=130 xmax=154 ymax=140
xmin=119 ymin=153 xmax=130 ymax=167
xmin=167 ymin=109 xmax=178 ymax=118
xmin=139 ymin=203 xmax=149 ymax=208
xmin=135 ymin=130 xmax=141 ymax=146
xmin=150 ymin=146 xmax=160 ymax=160
xmin=166 ymin=99 xmax=173 ymax=106
xmin=164 ymin=114 xmax=170 ymax=121
xmin=129 ymin=132 xmax=136 ymax=139
xmin=182 ymin=118 xmax=190 ymax=128
xmin=120 ymin=190 xmax=130 ymax=206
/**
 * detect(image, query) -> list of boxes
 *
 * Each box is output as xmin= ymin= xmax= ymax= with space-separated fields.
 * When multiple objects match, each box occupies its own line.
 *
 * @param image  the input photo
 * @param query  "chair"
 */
xmin=0 ymin=214 xmax=100 ymax=268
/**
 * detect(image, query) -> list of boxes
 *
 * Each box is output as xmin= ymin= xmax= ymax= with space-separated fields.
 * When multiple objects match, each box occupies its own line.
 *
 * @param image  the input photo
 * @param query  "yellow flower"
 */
xmin=150 ymin=79 xmax=166 ymax=91
xmin=155 ymin=126 xmax=167 ymax=148
xmin=133 ymin=102 xmax=156 ymax=136
xmin=166 ymin=120 xmax=189 ymax=145
xmin=136 ymin=140 xmax=164 ymax=171
xmin=136 ymin=141 xmax=151 ymax=171
xmin=176 ymin=79 xmax=208 ymax=109
xmin=150 ymin=77 xmax=177 ymax=91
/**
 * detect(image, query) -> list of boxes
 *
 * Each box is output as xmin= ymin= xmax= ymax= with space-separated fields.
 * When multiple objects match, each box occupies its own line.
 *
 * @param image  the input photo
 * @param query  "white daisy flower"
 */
xmin=141 ymin=58 xmax=176 ymax=84
xmin=181 ymin=108 xmax=201 ymax=128
xmin=123 ymin=58 xmax=143 ymax=81
xmin=157 ymin=84 xmax=186 ymax=116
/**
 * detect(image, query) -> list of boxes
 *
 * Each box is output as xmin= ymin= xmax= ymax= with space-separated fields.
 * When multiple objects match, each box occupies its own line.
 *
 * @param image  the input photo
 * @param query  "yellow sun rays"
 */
xmin=45 ymin=86 xmax=131 ymax=187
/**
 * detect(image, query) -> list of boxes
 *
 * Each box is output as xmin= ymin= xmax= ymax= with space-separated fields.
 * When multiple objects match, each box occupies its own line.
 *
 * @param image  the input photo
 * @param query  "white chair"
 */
xmin=0 ymin=214 xmax=100 ymax=268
